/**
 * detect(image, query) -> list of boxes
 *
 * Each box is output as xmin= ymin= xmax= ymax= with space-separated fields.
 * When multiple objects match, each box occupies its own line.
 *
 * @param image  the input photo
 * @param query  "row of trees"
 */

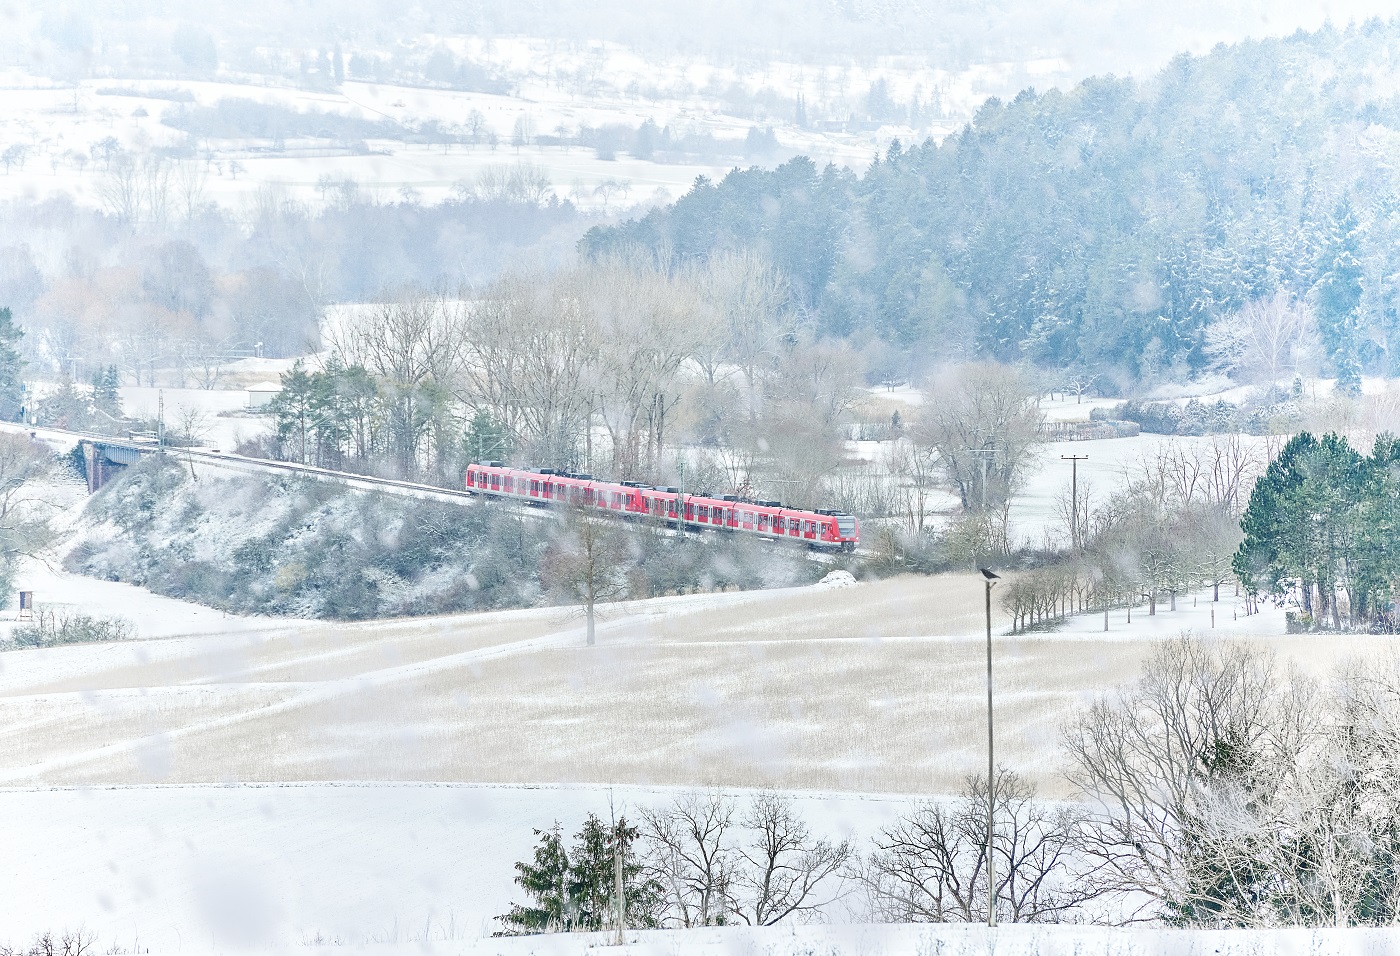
xmin=998 ymin=437 xmax=1259 ymax=631
xmin=1 ymin=180 xmax=583 ymax=386
xmin=1235 ymin=431 xmax=1400 ymax=631
xmin=267 ymin=256 xmax=864 ymax=508
xmin=499 ymin=791 xmax=850 ymax=934
xmin=501 ymin=639 xmax=1400 ymax=932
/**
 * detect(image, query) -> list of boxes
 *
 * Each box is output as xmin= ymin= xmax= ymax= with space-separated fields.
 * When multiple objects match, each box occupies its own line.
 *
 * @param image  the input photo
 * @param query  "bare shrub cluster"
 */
xmin=8 ymin=610 xmax=134 ymax=649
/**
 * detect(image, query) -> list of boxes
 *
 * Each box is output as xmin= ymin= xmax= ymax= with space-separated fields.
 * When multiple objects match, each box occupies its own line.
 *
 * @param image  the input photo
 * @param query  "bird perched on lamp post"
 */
xmin=978 ymin=567 xmax=1000 ymax=926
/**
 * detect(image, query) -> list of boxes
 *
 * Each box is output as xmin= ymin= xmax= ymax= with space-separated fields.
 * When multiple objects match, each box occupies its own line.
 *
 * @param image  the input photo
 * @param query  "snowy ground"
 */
xmin=1 ymin=495 xmax=1391 ymax=950
xmin=0 ymin=781 xmax=905 ymax=950
xmin=0 ymin=68 xmax=875 ymax=214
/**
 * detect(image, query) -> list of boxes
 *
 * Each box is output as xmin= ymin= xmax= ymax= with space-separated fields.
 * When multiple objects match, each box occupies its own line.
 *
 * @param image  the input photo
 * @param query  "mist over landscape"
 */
xmin=2 ymin=1 xmax=1400 ymax=953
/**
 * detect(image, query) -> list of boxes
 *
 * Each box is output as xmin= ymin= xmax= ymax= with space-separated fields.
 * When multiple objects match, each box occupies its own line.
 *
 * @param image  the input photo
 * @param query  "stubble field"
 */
xmin=0 ymin=572 xmax=1378 ymax=795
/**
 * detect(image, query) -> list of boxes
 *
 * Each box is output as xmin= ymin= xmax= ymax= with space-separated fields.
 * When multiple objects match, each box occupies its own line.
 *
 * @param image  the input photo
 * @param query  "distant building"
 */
xmin=246 ymin=382 xmax=282 ymax=409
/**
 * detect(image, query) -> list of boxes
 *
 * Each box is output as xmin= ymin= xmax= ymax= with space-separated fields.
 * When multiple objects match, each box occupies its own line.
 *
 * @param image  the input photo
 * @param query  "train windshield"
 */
xmin=837 ymin=517 xmax=856 ymax=537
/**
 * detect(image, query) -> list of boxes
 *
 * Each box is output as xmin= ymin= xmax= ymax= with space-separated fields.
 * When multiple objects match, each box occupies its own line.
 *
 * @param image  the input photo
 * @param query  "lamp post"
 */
xmin=978 ymin=566 xmax=1001 ymax=928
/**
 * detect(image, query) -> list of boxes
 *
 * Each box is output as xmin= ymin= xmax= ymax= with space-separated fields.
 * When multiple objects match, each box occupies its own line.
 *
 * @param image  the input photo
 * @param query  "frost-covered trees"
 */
xmin=0 ymin=432 xmax=58 ymax=596
xmin=1065 ymin=638 xmax=1400 ymax=927
xmin=1204 ymin=293 xmax=1317 ymax=385
xmin=1312 ymin=200 xmax=1365 ymax=397
xmin=0 ymin=308 xmax=24 ymax=421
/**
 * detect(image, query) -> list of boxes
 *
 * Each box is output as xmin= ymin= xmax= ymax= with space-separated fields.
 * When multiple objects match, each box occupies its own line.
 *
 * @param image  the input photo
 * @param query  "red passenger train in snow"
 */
xmin=465 ymin=461 xmax=859 ymax=551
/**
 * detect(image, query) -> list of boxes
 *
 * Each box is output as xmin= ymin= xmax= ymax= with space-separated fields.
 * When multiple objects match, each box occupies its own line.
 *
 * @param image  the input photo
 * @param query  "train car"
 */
xmin=464 ymin=461 xmax=859 ymax=551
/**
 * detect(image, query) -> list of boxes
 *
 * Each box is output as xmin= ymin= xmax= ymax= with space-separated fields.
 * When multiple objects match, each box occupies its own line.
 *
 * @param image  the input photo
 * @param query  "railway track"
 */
xmin=4 ymin=423 xmax=864 ymax=561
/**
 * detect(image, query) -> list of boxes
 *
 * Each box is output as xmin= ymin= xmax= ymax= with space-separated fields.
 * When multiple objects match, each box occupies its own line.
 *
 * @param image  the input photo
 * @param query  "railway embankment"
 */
xmin=65 ymin=456 xmax=829 ymax=620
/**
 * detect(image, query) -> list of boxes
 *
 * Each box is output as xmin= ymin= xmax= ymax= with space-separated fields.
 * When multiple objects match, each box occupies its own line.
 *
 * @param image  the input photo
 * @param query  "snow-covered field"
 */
xmin=4 ymin=779 xmax=1395 ymax=953
xmin=2 ymin=477 xmax=1393 ymax=950
xmin=0 ymin=67 xmax=876 ymax=214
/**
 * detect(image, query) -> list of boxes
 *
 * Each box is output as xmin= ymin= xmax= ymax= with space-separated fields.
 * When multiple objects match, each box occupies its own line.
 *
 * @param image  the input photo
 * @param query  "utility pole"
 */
xmin=1061 ymin=454 xmax=1089 ymax=549
xmin=676 ymin=457 xmax=686 ymax=536
xmin=157 ymin=389 xmax=165 ymax=451
xmin=967 ymin=446 xmax=997 ymax=512
xmin=978 ymin=567 xmax=1000 ymax=928
xmin=611 ymin=793 xmax=625 ymax=946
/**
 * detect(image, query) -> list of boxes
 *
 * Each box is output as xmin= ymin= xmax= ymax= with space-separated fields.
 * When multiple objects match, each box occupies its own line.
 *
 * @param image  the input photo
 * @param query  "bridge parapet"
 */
xmin=80 ymin=440 xmax=150 ymax=493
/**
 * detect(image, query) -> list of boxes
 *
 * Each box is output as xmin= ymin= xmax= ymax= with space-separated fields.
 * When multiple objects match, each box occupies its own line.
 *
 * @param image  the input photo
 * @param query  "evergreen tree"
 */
xmin=1235 ymin=430 xmax=1397 ymax=629
xmin=268 ymin=361 xmax=318 ymax=464
xmin=0 ymin=308 xmax=24 ymax=422
xmin=499 ymin=823 xmax=572 ymax=934
xmin=498 ymin=814 xmax=664 ymax=936
xmin=91 ymin=365 xmax=122 ymax=419
xmin=1313 ymin=199 xmax=1365 ymax=396
xmin=463 ymin=408 xmax=511 ymax=462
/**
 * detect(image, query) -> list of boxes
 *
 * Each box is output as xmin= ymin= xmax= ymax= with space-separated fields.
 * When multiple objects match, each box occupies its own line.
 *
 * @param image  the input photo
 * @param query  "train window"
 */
xmin=759 ymin=514 xmax=770 ymax=531
xmin=698 ymin=505 xmax=709 ymax=520
xmin=742 ymin=512 xmax=754 ymax=529
xmin=531 ymin=480 xmax=539 ymax=494
xmin=490 ymin=475 xmax=500 ymax=490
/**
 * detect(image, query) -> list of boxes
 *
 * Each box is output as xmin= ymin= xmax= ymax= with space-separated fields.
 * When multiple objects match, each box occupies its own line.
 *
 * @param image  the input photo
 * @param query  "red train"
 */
xmin=464 ymin=461 xmax=859 ymax=551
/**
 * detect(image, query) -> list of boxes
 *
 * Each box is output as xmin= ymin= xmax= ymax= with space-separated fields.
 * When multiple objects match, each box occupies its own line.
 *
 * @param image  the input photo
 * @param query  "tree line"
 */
xmin=500 ymin=639 xmax=1400 ymax=933
xmin=583 ymin=19 xmax=1400 ymax=391
xmin=264 ymin=255 xmax=865 ymax=512
xmin=0 ymin=184 xmax=581 ymax=389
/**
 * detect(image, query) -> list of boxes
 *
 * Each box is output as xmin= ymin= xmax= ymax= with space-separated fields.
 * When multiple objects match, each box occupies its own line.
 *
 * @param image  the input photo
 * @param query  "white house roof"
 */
xmin=247 ymin=381 xmax=284 ymax=393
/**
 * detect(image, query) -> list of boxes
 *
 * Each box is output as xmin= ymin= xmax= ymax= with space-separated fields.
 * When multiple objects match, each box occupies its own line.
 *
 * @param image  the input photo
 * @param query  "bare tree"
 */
xmin=174 ymin=159 xmax=209 ymax=221
xmin=1205 ymin=292 xmax=1319 ymax=385
xmin=641 ymin=791 xmax=737 ymax=927
xmin=459 ymin=272 xmax=598 ymax=471
xmin=0 ymin=434 xmax=60 ymax=590
xmin=332 ymin=291 xmax=465 ymax=477
xmin=542 ymin=511 xmax=631 ymax=646
xmin=729 ymin=791 xmax=850 ymax=925
xmin=889 ymin=438 xmax=941 ymax=536
xmin=583 ymin=262 xmax=700 ymax=480
xmin=857 ymin=769 xmax=1099 ymax=923
xmin=1062 ymin=638 xmax=1313 ymax=923
xmin=912 ymin=362 xmax=1044 ymax=513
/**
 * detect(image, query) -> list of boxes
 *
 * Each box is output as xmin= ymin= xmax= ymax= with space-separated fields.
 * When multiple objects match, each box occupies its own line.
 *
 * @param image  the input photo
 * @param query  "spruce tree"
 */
xmin=0 ymin=307 xmax=24 ymax=421
xmin=1313 ymin=200 xmax=1365 ymax=397
xmin=499 ymin=824 xmax=572 ymax=934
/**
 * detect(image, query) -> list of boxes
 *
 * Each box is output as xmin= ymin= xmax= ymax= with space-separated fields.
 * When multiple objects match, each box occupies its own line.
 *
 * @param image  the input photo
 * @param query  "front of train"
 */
xmin=834 ymin=512 xmax=859 ymax=551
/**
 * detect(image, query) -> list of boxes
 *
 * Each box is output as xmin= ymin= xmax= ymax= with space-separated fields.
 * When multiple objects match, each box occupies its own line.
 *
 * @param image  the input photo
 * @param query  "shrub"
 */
xmin=9 ymin=611 xmax=134 ymax=649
